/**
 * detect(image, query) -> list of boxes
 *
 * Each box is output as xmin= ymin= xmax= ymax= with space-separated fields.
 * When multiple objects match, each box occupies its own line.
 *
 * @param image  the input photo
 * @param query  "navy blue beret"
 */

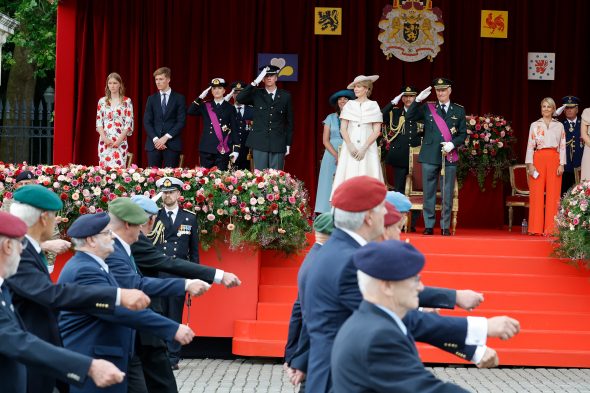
xmin=67 ymin=212 xmax=110 ymax=238
xmin=15 ymin=170 xmax=36 ymax=183
xmin=353 ymin=240 xmax=425 ymax=281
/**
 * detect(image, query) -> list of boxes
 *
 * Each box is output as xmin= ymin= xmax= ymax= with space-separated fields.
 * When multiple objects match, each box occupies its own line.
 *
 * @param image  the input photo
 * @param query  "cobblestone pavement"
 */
xmin=175 ymin=359 xmax=590 ymax=393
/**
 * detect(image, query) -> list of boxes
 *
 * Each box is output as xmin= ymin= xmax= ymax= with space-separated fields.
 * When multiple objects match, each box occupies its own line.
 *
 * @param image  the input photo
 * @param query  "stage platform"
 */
xmin=232 ymin=228 xmax=590 ymax=367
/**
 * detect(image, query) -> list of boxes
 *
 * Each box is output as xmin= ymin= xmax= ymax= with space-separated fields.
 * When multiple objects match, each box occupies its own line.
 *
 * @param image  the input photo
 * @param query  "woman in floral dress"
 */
xmin=96 ymin=72 xmax=134 ymax=168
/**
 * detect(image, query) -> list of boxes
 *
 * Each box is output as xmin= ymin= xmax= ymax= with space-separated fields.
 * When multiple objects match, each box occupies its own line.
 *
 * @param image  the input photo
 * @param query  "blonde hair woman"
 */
xmin=96 ymin=72 xmax=134 ymax=168
xmin=525 ymin=97 xmax=566 ymax=235
xmin=331 ymin=75 xmax=384 ymax=195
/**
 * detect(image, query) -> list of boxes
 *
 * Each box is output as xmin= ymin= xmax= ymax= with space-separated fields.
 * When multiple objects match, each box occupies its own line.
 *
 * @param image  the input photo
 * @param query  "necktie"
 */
xmin=129 ymin=254 xmax=138 ymax=273
xmin=440 ymin=104 xmax=447 ymax=117
xmin=167 ymin=211 xmax=174 ymax=226
xmin=570 ymin=121 xmax=575 ymax=130
xmin=269 ymin=93 xmax=274 ymax=101
xmin=161 ymin=93 xmax=168 ymax=114
xmin=39 ymin=251 xmax=48 ymax=267
xmin=238 ymin=106 xmax=243 ymax=117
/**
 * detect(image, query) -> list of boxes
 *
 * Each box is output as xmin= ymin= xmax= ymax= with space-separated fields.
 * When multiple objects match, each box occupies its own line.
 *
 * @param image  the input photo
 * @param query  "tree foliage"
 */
xmin=1 ymin=0 xmax=57 ymax=77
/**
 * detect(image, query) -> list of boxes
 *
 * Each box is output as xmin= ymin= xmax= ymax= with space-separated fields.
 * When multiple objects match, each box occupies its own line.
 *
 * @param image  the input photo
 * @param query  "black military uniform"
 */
xmin=559 ymin=96 xmax=583 ymax=194
xmin=236 ymin=65 xmax=294 ymax=170
xmin=187 ymin=78 xmax=240 ymax=170
xmin=150 ymin=177 xmax=200 ymax=368
xmin=230 ymin=81 xmax=255 ymax=170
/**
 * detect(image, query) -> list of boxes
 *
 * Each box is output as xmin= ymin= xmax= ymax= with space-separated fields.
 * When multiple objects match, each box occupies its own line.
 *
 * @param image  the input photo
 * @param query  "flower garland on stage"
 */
xmin=554 ymin=181 xmax=590 ymax=266
xmin=0 ymin=163 xmax=312 ymax=254
xmin=457 ymin=114 xmax=516 ymax=191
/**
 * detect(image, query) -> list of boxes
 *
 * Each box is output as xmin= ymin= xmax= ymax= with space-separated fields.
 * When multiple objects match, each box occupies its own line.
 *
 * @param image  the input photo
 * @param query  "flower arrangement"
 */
xmin=0 ymin=163 xmax=312 ymax=254
xmin=457 ymin=115 xmax=517 ymax=191
xmin=554 ymin=181 xmax=590 ymax=266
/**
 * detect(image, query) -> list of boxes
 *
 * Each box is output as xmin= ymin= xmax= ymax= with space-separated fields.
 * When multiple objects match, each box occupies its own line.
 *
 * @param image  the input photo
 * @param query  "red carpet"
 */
xmin=232 ymin=228 xmax=590 ymax=367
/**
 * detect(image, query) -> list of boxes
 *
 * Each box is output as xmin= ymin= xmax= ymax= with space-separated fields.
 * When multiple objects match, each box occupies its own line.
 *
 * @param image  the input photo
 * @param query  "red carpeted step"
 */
xmin=455 ymin=291 xmax=590 ymax=313
xmin=259 ymin=250 xmax=307 ymax=268
xmin=259 ymin=285 xmax=298 ymax=302
xmin=259 ymin=267 xmax=299 ymax=285
xmin=234 ymin=320 xmax=288 ymax=340
xmin=232 ymin=337 xmax=285 ymax=357
xmin=257 ymin=302 xmax=293 ymax=321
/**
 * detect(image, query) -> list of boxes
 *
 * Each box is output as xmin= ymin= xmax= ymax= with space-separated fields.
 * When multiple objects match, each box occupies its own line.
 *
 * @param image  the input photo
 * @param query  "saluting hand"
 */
xmin=554 ymin=104 xmax=566 ymax=117
xmin=199 ymin=86 xmax=212 ymax=100
xmin=224 ymin=88 xmax=235 ymax=102
xmin=416 ymin=86 xmax=432 ymax=103
xmin=391 ymin=92 xmax=404 ymax=106
xmin=253 ymin=67 xmax=269 ymax=85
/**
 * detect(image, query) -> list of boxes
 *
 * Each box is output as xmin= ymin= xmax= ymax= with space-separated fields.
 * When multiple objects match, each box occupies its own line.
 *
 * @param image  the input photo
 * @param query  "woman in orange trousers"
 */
xmin=525 ymin=97 xmax=566 ymax=235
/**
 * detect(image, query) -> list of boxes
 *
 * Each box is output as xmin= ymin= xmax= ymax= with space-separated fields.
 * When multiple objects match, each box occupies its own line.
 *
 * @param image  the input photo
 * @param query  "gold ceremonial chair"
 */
xmin=506 ymin=164 xmax=530 ymax=231
xmin=404 ymin=146 xmax=459 ymax=234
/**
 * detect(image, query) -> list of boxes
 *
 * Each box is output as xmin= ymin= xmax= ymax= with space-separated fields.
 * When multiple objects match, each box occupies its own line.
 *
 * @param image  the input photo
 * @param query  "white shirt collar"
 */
xmin=0 ymin=277 xmax=4 ymax=287
xmin=165 ymin=206 xmax=179 ymax=218
xmin=160 ymin=88 xmax=172 ymax=96
xmin=567 ymin=117 xmax=578 ymax=123
xmin=439 ymin=101 xmax=450 ymax=108
xmin=80 ymin=251 xmax=109 ymax=273
xmin=113 ymin=233 xmax=131 ymax=257
xmin=25 ymin=234 xmax=42 ymax=253
xmin=213 ymin=99 xmax=224 ymax=105
xmin=265 ymin=88 xmax=277 ymax=96
xmin=337 ymin=227 xmax=368 ymax=246
xmin=374 ymin=304 xmax=408 ymax=335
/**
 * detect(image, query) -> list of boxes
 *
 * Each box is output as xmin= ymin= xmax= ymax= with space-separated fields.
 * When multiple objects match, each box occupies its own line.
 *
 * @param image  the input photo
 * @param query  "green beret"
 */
xmin=13 ymin=184 xmax=63 ymax=211
xmin=108 ymin=197 xmax=148 ymax=225
xmin=313 ymin=212 xmax=334 ymax=235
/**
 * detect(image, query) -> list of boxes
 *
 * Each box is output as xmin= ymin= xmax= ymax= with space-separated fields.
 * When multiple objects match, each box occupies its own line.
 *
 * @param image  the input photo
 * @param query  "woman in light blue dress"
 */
xmin=314 ymin=89 xmax=356 ymax=213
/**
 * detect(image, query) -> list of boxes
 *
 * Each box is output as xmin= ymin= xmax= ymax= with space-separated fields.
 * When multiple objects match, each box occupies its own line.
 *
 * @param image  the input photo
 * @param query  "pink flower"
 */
xmin=207 ymin=214 xmax=215 ymax=221
xmin=288 ymin=196 xmax=296 ymax=204
xmin=227 ymin=223 xmax=235 ymax=231
xmin=266 ymin=194 xmax=275 ymax=201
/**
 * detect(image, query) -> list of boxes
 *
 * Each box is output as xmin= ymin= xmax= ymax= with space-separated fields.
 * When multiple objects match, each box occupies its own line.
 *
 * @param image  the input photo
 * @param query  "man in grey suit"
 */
xmin=236 ymin=65 xmax=293 ymax=170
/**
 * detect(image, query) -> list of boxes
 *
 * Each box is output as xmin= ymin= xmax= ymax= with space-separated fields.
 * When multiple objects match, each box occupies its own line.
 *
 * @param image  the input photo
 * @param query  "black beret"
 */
xmin=353 ymin=240 xmax=425 ymax=281
xmin=67 ymin=212 xmax=110 ymax=238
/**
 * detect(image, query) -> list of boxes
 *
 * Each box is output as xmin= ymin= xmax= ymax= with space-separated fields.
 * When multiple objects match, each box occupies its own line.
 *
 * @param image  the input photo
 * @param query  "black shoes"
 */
xmin=423 ymin=228 xmax=434 ymax=235
xmin=441 ymin=229 xmax=451 ymax=236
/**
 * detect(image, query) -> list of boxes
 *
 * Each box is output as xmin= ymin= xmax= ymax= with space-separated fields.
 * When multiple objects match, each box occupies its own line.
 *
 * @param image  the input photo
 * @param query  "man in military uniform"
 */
xmin=236 ymin=65 xmax=294 ymax=170
xmin=150 ymin=176 xmax=200 ymax=369
xmin=228 ymin=80 xmax=255 ymax=170
xmin=188 ymin=78 xmax=240 ymax=170
xmin=555 ymin=96 xmax=583 ymax=194
xmin=382 ymin=85 xmax=423 ymax=231
xmin=405 ymin=78 xmax=467 ymax=236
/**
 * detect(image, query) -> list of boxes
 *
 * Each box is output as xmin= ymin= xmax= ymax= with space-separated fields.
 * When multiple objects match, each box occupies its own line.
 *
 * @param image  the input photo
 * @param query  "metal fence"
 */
xmin=0 ymin=100 xmax=54 ymax=164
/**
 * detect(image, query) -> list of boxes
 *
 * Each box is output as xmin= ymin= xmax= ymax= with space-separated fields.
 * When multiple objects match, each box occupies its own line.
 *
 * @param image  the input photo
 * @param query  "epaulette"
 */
xmin=182 ymin=209 xmax=196 ymax=215
xmin=453 ymin=103 xmax=464 ymax=108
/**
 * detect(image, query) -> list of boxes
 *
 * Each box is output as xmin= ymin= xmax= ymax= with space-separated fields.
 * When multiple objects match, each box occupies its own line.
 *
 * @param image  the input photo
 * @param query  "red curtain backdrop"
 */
xmin=55 ymin=0 xmax=590 ymax=228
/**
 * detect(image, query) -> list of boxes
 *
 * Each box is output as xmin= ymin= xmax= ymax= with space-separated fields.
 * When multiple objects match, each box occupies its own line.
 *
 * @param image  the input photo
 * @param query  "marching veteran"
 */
xmin=331 ymin=240 xmax=471 ymax=393
xmin=58 ymin=212 xmax=196 ymax=393
xmin=0 ymin=211 xmax=126 ymax=393
xmin=405 ymin=78 xmax=467 ymax=236
xmin=7 ymin=185 xmax=149 ymax=393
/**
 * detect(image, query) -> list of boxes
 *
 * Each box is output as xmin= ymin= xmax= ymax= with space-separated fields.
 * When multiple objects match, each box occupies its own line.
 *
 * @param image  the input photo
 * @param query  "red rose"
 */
xmin=79 ymin=206 xmax=88 ymax=214
xmin=60 ymin=193 xmax=68 ymax=200
xmin=101 ymin=196 xmax=108 ymax=202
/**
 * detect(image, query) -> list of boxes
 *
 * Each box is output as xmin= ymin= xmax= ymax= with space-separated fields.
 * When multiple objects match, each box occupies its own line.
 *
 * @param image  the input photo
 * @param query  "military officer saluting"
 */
xmin=188 ymin=78 xmax=240 ymax=170
xmin=237 ymin=65 xmax=294 ymax=170
xmin=554 ymin=96 xmax=583 ymax=193
xmin=382 ymin=85 xmax=423 ymax=231
xmin=405 ymin=78 xmax=467 ymax=236
xmin=228 ymin=80 xmax=255 ymax=170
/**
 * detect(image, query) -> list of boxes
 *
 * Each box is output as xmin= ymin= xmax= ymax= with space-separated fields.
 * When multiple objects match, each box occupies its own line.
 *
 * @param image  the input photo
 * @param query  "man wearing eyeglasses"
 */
xmin=7 ymin=185 xmax=151 ymax=393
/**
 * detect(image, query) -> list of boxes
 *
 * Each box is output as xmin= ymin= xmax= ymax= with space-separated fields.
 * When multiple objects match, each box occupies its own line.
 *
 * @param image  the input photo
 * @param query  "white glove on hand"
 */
xmin=253 ymin=67 xmax=269 ymax=85
xmin=224 ymin=88 xmax=235 ymax=102
xmin=416 ymin=86 xmax=432 ymax=102
xmin=285 ymin=146 xmax=290 ymax=156
xmin=554 ymin=104 xmax=566 ymax=117
xmin=391 ymin=92 xmax=404 ymax=106
xmin=199 ymin=86 xmax=212 ymax=100
xmin=441 ymin=142 xmax=455 ymax=153
xmin=229 ymin=152 xmax=239 ymax=162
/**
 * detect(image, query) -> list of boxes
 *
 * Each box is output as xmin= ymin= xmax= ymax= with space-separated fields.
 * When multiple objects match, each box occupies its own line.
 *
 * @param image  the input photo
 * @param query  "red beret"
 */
xmin=0 ymin=211 xmax=28 ymax=238
xmin=383 ymin=202 xmax=402 ymax=227
xmin=332 ymin=176 xmax=387 ymax=212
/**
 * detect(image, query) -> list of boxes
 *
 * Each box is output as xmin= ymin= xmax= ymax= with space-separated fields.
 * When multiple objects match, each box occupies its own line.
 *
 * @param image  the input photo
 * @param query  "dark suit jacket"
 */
xmin=0 ymin=284 xmax=90 ymax=393
xmin=131 ymin=232 xmax=216 ymax=347
xmin=6 ymin=242 xmax=117 ymax=393
xmin=236 ymin=85 xmax=293 ymax=153
xmin=303 ymin=229 xmax=473 ymax=393
xmin=232 ymin=104 xmax=254 ymax=146
xmin=58 ymin=252 xmax=179 ymax=393
xmin=561 ymin=117 xmax=583 ymax=171
xmin=332 ymin=301 xmax=470 ymax=393
xmin=381 ymin=104 xmax=423 ymax=168
xmin=152 ymin=208 xmax=200 ymax=263
xmin=405 ymin=101 xmax=467 ymax=166
xmin=187 ymin=99 xmax=240 ymax=154
xmin=143 ymin=91 xmax=186 ymax=152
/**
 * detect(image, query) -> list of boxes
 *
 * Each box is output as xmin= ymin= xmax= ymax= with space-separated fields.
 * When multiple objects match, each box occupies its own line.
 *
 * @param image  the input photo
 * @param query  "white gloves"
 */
xmin=554 ymin=104 xmax=566 ymax=117
xmin=391 ymin=92 xmax=404 ymax=106
xmin=224 ymin=89 xmax=235 ymax=102
xmin=253 ymin=67 xmax=269 ymax=85
xmin=416 ymin=86 xmax=432 ymax=103
xmin=199 ymin=86 xmax=211 ymax=100
xmin=285 ymin=146 xmax=290 ymax=156
xmin=441 ymin=142 xmax=455 ymax=153
xmin=229 ymin=152 xmax=239 ymax=162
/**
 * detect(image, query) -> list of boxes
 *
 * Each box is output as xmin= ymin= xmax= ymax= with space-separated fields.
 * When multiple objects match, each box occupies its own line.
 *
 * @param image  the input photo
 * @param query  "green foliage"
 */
xmin=1 ymin=0 xmax=57 ymax=76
